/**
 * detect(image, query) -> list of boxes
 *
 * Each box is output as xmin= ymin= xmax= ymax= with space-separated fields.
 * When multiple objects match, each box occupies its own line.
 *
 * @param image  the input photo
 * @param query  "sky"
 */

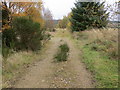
xmin=43 ymin=0 xmax=119 ymax=20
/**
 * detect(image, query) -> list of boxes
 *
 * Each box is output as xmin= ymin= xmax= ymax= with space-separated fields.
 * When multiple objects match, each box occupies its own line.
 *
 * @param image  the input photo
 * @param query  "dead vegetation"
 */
xmin=73 ymin=28 xmax=118 ymax=60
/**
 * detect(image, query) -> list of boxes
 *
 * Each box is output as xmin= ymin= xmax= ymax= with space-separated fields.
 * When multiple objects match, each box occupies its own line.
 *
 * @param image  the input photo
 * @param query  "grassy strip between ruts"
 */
xmin=55 ymin=43 xmax=69 ymax=62
xmin=82 ymin=44 xmax=118 ymax=88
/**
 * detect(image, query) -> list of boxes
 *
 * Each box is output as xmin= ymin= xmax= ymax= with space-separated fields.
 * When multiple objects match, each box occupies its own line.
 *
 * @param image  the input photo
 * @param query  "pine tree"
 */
xmin=70 ymin=1 xmax=109 ymax=31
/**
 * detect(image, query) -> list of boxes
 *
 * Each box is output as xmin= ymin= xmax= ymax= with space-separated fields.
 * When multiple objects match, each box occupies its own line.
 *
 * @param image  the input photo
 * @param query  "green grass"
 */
xmin=56 ymin=28 xmax=118 ymax=88
xmin=55 ymin=43 xmax=69 ymax=62
xmin=54 ymin=29 xmax=71 ymax=38
xmin=82 ymin=45 xmax=118 ymax=88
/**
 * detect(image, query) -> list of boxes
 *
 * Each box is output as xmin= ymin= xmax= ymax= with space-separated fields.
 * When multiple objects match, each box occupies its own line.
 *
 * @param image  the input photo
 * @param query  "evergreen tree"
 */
xmin=70 ymin=1 xmax=109 ymax=31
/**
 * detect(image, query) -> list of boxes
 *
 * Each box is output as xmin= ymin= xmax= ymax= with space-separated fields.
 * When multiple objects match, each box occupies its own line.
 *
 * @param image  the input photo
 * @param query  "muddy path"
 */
xmin=12 ymin=29 xmax=94 ymax=88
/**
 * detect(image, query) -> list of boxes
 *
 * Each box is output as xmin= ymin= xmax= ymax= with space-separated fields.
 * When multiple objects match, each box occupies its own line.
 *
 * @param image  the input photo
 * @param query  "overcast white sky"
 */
xmin=43 ymin=0 xmax=119 ymax=20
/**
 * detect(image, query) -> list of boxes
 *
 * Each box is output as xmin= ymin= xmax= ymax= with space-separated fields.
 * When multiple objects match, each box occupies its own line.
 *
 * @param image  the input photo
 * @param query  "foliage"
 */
xmin=25 ymin=6 xmax=44 ymax=27
xmin=55 ymin=43 xmax=69 ymax=62
xmin=2 ymin=29 xmax=16 ymax=48
xmin=2 ymin=1 xmax=44 ymax=30
xmin=106 ymin=1 xmax=120 ymax=21
xmin=66 ymin=13 xmax=72 ymax=29
xmin=70 ymin=1 xmax=109 ymax=31
xmin=2 ymin=29 xmax=16 ymax=58
xmin=2 ymin=38 xmax=51 ymax=87
xmin=2 ymin=17 xmax=45 ymax=58
xmin=2 ymin=3 xmax=10 ymax=30
xmin=12 ymin=17 xmax=43 ymax=51
xmin=74 ymin=28 xmax=118 ymax=60
xmin=57 ymin=16 xmax=69 ymax=29
xmin=2 ymin=5 xmax=9 ymax=26
xmin=43 ymin=8 xmax=54 ymax=29
xmin=2 ymin=1 xmax=52 ymax=58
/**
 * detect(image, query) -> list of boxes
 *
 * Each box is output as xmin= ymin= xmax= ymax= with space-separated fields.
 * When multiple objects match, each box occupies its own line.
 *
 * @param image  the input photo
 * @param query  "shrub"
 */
xmin=55 ymin=43 xmax=69 ymax=62
xmin=2 ymin=29 xmax=16 ymax=58
xmin=12 ymin=16 xmax=43 ymax=51
xmin=2 ymin=29 xmax=16 ymax=48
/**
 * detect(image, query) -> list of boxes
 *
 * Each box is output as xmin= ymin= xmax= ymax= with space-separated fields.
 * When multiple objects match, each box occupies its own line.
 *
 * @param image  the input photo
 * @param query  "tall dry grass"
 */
xmin=74 ymin=28 xmax=118 ymax=59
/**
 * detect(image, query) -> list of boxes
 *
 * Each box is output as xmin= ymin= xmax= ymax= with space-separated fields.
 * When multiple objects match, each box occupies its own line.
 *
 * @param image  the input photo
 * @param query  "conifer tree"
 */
xmin=70 ymin=1 xmax=109 ymax=31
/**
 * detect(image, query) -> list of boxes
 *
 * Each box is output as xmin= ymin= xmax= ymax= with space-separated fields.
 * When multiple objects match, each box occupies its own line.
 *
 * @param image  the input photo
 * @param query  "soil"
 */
xmin=12 ymin=29 xmax=95 ymax=88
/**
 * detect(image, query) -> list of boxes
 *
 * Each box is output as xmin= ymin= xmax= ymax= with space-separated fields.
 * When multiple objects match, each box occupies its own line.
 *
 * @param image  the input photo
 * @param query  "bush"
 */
xmin=2 ymin=29 xmax=16 ymax=58
xmin=2 ymin=29 xmax=16 ymax=48
xmin=2 ymin=16 xmax=51 ymax=58
xmin=12 ymin=16 xmax=43 ymax=51
xmin=55 ymin=43 xmax=69 ymax=62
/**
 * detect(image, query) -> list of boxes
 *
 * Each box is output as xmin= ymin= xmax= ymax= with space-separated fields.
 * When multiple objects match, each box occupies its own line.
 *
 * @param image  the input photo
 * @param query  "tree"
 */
xmin=57 ymin=16 xmax=69 ymax=29
xmin=70 ymin=1 xmax=109 ymax=31
xmin=106 ymin=1 xmax=120 ymax=21
xmin=1 ymin=1 xmax=44 ymax=30
xmin=25 ymin=6 xmax=44 ymax=27
xmin=43 ymin=8 xmax=54 ymax=29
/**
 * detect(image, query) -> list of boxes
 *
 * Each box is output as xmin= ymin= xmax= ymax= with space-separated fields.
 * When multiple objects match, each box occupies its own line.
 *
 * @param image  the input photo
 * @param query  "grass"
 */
xmin=74 ymin=28 xmax=118 ymax=59
xmin=2 ymin=41 xmax=51 ymax=88
xmin=2 ymin=51 xmax=40 ymax=87
xmin=82 ymin=45 xmax=118 ymax=88
xmin=73 ymin=28 xmax=118 ymax=88
xmin=55 ymin=43 xmax=69 ymax=62
xmin=54 ymin=28 xmax=71 ymax=38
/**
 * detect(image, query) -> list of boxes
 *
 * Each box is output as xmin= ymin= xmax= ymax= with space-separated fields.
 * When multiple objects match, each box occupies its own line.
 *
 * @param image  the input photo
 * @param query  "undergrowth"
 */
xmin=55 ymin=43 xmax=69 ymax=62
xmin=82 ymin=45 xmax=118 ymax=88
xmin=73 ymin=28 xmax=118 ymax=88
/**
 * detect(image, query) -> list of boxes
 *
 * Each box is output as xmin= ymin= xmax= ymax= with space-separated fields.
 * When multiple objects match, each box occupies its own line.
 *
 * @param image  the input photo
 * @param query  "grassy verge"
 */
xmin=2 ymin=41 xmax=51 ymax=88
xmin=55 ymin=43 xmax=69 ymax=62
xmin=72 ymin=28 xmax=118 ymax=88
xmin=82 ymin=45 xmax=118 ymax=88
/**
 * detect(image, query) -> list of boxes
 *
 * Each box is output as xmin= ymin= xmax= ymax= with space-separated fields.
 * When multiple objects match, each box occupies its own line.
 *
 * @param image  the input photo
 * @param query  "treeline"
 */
xmin=57 ymin=13 xmax=71 ymax=29
xmin=57 ymin=1 xmax=119 ymax=31
xmin=2 ymin=1 xmax=54 ymax=58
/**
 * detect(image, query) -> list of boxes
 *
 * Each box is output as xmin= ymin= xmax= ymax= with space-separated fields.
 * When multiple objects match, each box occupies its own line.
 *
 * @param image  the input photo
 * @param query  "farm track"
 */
xmin=12 ymin=29 xmax=94 ymax=88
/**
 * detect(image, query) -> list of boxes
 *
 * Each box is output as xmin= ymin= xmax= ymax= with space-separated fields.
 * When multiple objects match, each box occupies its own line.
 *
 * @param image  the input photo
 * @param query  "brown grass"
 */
xmin=73 ymin=28 xmax=118 ymax=59
xmin=2 ymin=41 xmax=51 ymax=88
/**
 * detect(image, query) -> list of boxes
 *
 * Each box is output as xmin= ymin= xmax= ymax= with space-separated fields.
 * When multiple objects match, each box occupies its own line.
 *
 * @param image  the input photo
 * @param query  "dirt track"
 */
xmin=13 ymin=29 xmax=94 ymax=88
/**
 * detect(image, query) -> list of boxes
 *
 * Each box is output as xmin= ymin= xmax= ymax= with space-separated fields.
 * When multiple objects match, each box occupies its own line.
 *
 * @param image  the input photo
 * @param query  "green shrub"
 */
xmin=2 ymin=29 xmax=16 ymax=58
xmin=12 ymin=16 xmax=43 ymax=51
xmin=55 ymin=43 xmax=69 ymax=62
xmin=2 ymin=29 xmax=16 ymax=48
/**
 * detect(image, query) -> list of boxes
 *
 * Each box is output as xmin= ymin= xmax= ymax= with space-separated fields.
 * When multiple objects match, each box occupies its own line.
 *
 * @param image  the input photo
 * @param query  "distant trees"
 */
xmin=57 ymin=14 xmax=73 ymax=29
xmin=43 ymin=8 xmax=54 ymax=30
xmin=57 ymin=16 xmax=68 ymax=29
xmin=70 ymin=1 xmax=109 ymax=32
